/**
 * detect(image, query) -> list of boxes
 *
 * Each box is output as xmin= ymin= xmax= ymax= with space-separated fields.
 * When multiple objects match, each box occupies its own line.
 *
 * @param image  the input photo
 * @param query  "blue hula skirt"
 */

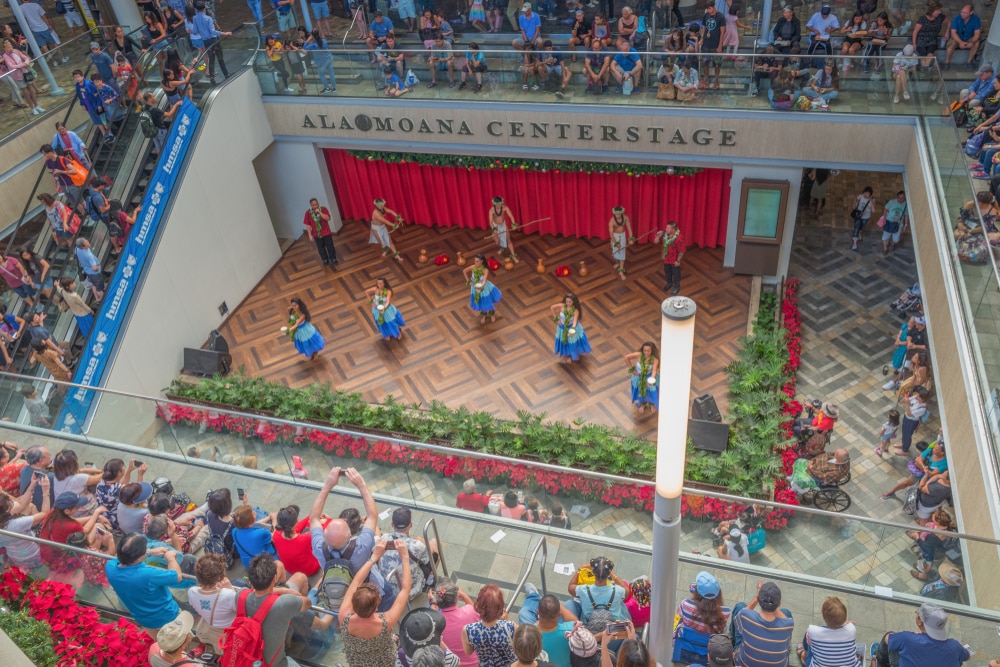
xmin=373 ymin=304 xmax=406 ymax=339
xmin=631 ymin=373 xmax=660 ymax=407
xmin=554 ymin=323 xmax=592 ymax=361
xmin=293 ymin=322 xmax=326 ymax=357
xmin=470 ymin=281 xmax=502 ymax=312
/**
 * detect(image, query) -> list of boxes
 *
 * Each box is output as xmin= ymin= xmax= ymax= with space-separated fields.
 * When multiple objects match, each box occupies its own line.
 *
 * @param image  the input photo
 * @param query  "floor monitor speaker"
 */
xmin=692 ymin=393 xmax=722 ymax=422
xmin=207 ymin=330 xmax=230 ymax=354
xmin=688 ymin=418 xmax=730 ymax=453
xmin=183 ymin=348 xmax=232 ymax=377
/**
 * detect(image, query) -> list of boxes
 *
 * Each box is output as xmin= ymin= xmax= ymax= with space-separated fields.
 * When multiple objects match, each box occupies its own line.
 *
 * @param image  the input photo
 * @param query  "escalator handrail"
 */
xmin=422 ymin=517 xmax=449 ymax=580
xmin=504 ymin=536 xmax=547 ymax=614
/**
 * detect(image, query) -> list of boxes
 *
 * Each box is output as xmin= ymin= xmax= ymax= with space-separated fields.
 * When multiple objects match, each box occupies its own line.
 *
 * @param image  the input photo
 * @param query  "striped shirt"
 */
xmin=734 ymin=607 xmax=794 ymax=667
xmin=678 ymin=598 xmax=732 ymax=635
xmin=804 ymin=624 xmax=860 ymax=667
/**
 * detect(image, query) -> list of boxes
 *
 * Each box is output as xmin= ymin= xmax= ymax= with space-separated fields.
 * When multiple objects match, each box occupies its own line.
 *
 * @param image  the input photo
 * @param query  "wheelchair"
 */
xmin=800 ymin=467 xmax=852 ymax=513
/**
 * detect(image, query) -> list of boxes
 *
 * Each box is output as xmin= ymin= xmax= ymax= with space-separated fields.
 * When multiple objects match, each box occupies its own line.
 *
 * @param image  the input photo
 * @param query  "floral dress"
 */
xmin=95 ymin=480 xmax=122 ymax=530
xmin=464 ymin=620 xmax=516 ymax=667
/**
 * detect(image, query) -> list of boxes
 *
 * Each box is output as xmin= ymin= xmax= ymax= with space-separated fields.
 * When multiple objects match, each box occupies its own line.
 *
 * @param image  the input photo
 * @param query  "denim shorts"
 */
xmin=311 ymin=0 xmax=330 ymax=17
xmin=12 ymin=284 xmax=36 ymax=299
xmin=32 ymin=30 xmax=56 ymax=47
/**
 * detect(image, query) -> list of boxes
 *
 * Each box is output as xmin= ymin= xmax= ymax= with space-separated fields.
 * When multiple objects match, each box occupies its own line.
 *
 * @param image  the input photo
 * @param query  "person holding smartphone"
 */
xmin=599 ymin=622 xmax=652 ymax=667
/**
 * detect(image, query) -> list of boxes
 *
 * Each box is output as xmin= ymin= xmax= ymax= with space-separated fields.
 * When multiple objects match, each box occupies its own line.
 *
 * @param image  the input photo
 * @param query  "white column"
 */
xmin=981 ymin=4 xmax=1000 ymax=67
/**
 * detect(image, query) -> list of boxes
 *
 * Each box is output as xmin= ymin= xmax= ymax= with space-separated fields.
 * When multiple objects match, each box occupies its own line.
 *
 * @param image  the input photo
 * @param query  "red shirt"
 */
xmin=456 ymin=492 xmax=490 ymax=513
xmin=272 ymin=517 xmax=324 ymax=576
xmin=813 ymin=413 xmax=835 ymax=431
xmin=303 ymin=207 xmax=333 ymax=237
xmin=662 ymin=231 xmax=687 ymax=265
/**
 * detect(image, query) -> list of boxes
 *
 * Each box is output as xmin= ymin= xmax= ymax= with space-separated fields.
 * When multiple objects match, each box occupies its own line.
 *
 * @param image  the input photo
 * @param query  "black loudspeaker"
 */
xmin=207 ymin=330 xmax=230 ymax=354
xmin=688 ymin=419 xmax=730 ymax=453
xmin=183 ymin=347 xmax=232 ymax=377
xmin=692 ymin=393 xmax=722 ymax=422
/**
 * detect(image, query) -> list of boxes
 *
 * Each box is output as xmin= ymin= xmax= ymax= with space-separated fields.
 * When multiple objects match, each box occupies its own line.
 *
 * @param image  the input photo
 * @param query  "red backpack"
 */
xmin=219 ymin=590 xmax=281 ymax=667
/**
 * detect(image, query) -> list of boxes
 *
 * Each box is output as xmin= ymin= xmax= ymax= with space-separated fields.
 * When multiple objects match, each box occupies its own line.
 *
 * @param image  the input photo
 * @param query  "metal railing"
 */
xmin=505 ymin=536 xmax=547 ymax=615
xmin=423 ymin=517 xmax=449 ymax=580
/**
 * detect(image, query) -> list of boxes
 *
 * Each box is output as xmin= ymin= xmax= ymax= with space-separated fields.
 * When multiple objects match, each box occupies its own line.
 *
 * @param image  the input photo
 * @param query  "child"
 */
xmin=383 ymin=68 xmax=411 ymax=97
xmin=72 ymin=69 xmax=111 ymax=140
xmin=469 ymin=0 xmax=486 ymax=32
xmin=91 ymin=73 xmax=119 ymax=137
xmin=875 ymin=408 xmax=900 ymax=457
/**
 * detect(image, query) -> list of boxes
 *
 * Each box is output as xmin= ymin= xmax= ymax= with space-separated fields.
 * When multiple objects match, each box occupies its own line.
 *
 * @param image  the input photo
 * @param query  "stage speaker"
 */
xmin=688 ymin=418 xmax=730 ymax=453
xmin=692 ymin=393 xmax=722 ymax=422
xmin=183 ymin=348 xmax=232 ymax=378
xmin=207 ymin=330 xmax=230 ymax=355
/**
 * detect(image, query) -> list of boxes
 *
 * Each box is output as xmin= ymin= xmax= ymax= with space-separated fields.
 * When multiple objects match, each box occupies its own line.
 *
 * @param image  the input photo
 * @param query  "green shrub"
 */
xmin=0 ymin=609 xmax=57 ymax=667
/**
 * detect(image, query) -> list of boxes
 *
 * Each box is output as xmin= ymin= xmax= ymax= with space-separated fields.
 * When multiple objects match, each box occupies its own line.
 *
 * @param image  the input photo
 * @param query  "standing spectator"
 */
xmin=39 ymin=194 xmax=79 ymax=250
xmin=19 ymin=0 xmax=67 ymax=66
xmin=434 ymin=580 xmax=482 ymax=667
xmin=849 ymin=186 xmax=875 ymax=250
xmin=943 ymin=5 xmax=980 ymax=70
xmin=731 ymin=581 xmax=794 ymax=666
xmin=304 ymin=30 xmax=336 ymax=93
xmin=52 ymin=121 xmax=90 ymax=168
xmin=874 ymin=603 xmax=969 ymax=666
xmin=304 ymin=198 xmax=338 ymax=266
xmin=20 ymin=247 xmax=51 ymax=301
xmin=187 ymin=554 xmax=238 ymax=651
xmin=30 ymin=339 xmax=70 ymax=384
xmin=40 ymin=144 xmax=85 ymax=215
xmin=20 ymin=384 xmax=50 ymax=427
xmin=568 ymin=557 xmax=632 ymax=627
xmin=56 ymin=277 xmax=94 ymax=336
xmin=701 ymin=4 xmax=726 ymax=89
xmin=378 ymin=507 xmax=433 ymax=600
xmin=911 ymin=2 xmax=945 ymax=69
xmin=310 ymin=0 xmax=333 ymax=39
xmin=75 ymin=238 xmax=105 ymax=301
xmin=884 ymin=317 xmax=915 ymax=384
xmin=72 ymin=69 xmax=112 ymax=140
xmin=796 ymin=597 xmax=858 ymax=667
xmin=272 ymin=504 xmax=322 ymax=577
xmin=0 ymin=472 xmax=50 ymax=569
xmin=881 ymin=190 xmax=909 ymax=255
xmin=57 ymin=0 xmax=85 ymax=37
xmin=88 ymin=42 xmax=116 ymax=89
xmin=875 ymin=408 xmax=901 ymax=458
xmin=309 ymin=466 xmax=399 ymax=612
xmin=192 ymin=2 xmax=231 ymax=84
xmin=95 ymin=458 xmax=145 ymax=530
xmin=142 ymin=92 xmax=182 ymax=156
xmin=18 ymin=446 xmax=54 ymax=511
xmin=462 ymin=584 xmax=518 ymax=667
xmin=106 ymin=533 xmax=184 ymax=638
xmin=0 ymin=253 xmax=35 ymax=306
xmin=898 ymin=387 xmax=929 ymax=454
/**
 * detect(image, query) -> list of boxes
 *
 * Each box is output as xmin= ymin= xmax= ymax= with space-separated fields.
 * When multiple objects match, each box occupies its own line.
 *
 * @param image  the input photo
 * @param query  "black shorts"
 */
xmin=916 ymin=43 xmax=936 ymax=56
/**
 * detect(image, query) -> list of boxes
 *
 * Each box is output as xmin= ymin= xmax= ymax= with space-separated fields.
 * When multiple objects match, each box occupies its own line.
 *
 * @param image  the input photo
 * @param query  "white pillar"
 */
xmin=8 ymin=0 xmax=63 ymax=96
xmin=981 ymin=4 xmax=1000 ymax=67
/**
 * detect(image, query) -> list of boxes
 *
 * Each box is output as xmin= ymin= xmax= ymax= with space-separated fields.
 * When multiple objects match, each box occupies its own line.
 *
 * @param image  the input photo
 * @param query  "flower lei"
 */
xmin=661 ymin=231 xmax=680 ymax=258
xmin=469 ymin=267 xmax=484 ymax=303
xmin=309 ymin=208 xmax=324 ymax=234
xmin=285 ymin=313 xmax=297 ymax=338
xmin=374 ymin=289 xmax=388 ymax=325
xmin=559 ymin=306 xmax=575 ymax=345
xmin=637 ymin=354 xmax=653 ymax=398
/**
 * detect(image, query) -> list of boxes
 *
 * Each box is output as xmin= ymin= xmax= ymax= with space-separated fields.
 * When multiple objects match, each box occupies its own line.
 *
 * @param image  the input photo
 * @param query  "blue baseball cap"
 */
xmin=694 ymin=571 xmax=720 ymax=599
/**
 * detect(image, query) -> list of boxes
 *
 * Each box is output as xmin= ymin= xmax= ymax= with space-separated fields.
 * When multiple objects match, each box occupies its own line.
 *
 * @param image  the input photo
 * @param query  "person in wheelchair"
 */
xmin=806 ymin=448 xmax=851 ymax=486
xmin=794 ymin=401 xmax=839 ymax=459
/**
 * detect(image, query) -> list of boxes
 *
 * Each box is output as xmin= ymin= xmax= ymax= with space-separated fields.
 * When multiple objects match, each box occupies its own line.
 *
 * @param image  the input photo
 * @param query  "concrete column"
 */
xmin=105 ymin=0 xmax=143 ymax=31
xmin=759 ymin=0 xmax=774 ymax=47
xmin=981 ymin=3 xmax=1000 ymax=67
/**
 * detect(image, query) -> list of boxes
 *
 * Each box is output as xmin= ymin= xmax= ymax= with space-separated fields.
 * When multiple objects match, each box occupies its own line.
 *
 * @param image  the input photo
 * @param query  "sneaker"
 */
xmin=61 ymin=56 xmax=70 ymax=63
xmin=973 ymin=171 xmax=992 ymax=180
xmin=459 ymin=81 xmax=468 ymax=89
xmin=882 ymin=380 xmax=896 ymax=391
xmin=615 ymin=86 xmax=622 ymax=93
xmin=475 ymin=83 xmax=482 ymax=92
xmin=602 ymin=84 xmax=608 ymax=94
xmin=284 ymin=87 xmax=295 ymax=93
xmin=449 ymin=81 xmax=455 ymax=88
xmin=34 ymin=106 xmax=45 ymax=113
xmin=942 ymin=63 xmax=951 ymax=71
xmin=585 ymin=83 xmax=593 ymax=93
xmin=531 ymin=84 xmax=539 ymax=91
xmin=874 ymin=446 xmax=883 ymax=458
xmin=750 ymin=87 xmax=759 ymax=97
xmin=30 ymin=107 xmax=40 ymax=116
xmin=428 ymin=82 xmax=436 ymax=88
xmin=970 ymin=163 xmax=984 ymax=170
xmin=524 ymin=582 xmax=539 ymax=597
xmin=555 ymin=90 xmax=564 ymax=98
xmin=880 ymin=492 xmax=897 ymax=501
xmin=522 ymin=84 xmax=529 ymax=90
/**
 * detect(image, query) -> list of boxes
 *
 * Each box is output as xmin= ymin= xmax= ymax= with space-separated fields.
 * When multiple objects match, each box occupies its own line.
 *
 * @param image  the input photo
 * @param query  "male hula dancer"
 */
xmin=304 ymin=198 xmax=338 ymax=266
xmin=371 ymin=198 xmax=405 ymax=262
xmin=488 ymin=196 xmax=520 ymax=262
xmin=654 ymin=220 xmax=686 ymax=295
xmin=608 ymin=205 xmax=635 ymax=280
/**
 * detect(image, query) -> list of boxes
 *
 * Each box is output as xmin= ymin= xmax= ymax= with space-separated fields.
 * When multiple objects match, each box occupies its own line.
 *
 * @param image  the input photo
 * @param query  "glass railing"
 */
xmin=0 ymin=374 xmax=996 ymax=611
xmin=252 ymin=48 xmax=952 ymax=113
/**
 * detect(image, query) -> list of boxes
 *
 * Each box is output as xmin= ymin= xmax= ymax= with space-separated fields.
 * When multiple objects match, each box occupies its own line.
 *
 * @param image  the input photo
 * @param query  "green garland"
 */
xmin=350 ymin=151 xmax=701 ymax=177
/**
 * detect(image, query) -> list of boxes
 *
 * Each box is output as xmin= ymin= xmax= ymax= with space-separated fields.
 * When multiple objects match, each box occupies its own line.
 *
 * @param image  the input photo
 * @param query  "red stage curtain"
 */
xmin=324 ymin=149 xmax=730 ymax=248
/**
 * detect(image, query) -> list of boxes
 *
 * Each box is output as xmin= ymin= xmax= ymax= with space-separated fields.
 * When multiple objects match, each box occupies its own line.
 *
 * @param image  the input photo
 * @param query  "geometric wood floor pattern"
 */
xmin=217 ymin=221 xmax=751 ymax=440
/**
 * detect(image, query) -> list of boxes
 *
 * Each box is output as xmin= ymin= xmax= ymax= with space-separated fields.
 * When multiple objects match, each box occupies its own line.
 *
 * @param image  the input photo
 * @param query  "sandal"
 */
xmin=874 ymin=446 xmax=883 ymax=458
xmin=909 ymin=568 xmax=928 ymax=581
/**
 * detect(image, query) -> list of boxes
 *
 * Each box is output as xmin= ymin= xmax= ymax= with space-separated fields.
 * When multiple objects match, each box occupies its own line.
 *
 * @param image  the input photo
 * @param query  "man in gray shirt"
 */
xmin=244 ymin=553 xmax=312 ymax=667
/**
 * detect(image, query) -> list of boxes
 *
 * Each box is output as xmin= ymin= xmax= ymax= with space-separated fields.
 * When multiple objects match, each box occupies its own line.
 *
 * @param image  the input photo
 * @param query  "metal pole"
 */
xmin=7 ymin=0 xmax=65 ymax=96
xmin=758 ymin=0 xmax=774 ymax=48
xmin=649 ymin=296 xmax=697 ymax=667
xmin=298 ymin=0 xmax=314 ymax=33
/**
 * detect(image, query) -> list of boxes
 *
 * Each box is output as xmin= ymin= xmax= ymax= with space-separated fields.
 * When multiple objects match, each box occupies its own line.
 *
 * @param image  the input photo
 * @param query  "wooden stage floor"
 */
xmin=217 ymin=222 xmax=751 ymax=439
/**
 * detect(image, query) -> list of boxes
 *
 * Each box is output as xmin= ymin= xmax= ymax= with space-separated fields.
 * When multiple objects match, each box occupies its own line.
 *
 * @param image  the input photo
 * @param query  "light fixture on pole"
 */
xmin=649 ymin=296 xmax=697 ymax=667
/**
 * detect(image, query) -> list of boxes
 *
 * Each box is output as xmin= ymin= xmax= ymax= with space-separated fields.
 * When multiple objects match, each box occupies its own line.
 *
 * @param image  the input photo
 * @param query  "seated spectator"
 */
xmin=915 ymin=471 xmax=952 ymax=526
xmin=384 ymin=67 xmax=412 ymax=96
xmin=919 ymin=560 xmax=965 ymax=602
xmin=839 ymin=12 xmax=868 ymax=72
xmin=584 ymin=40 xmax=612 ymax=95
xmin=106 ymin=533 xmax=185 ymax=638
xmin=500 ymin=491 xmax=528 ymax=520
xmin=462 ymin=584 xmax=517 ymax=667
xmin=624 ymin=577 xmax=650 ymax=630
xmin=0 ymin=442 xmax=27 ymax=494
xmin=956 ymin=64 xmax=994 ymax=110
xmin=515 ymin=624 xmax=557 ymax=667
xmin=379 ymin=507 xmax=433 ymax=600
xmin=0 ymin=473 xmax=49 ymax=568
xmin=750 ymin=46 xmax=780 ymax=97
xmin=873 ymin=603 xmax=970 ymax=666
xmin=187 ymin=554 xmax=238 ymax=651
xmin=611 ymin=39 xmax=643 ymax=94
xmin=513 ymin=3 xmax=543 ymax=51
xmin=144 ymin=515 xmax=197 ymax=577
xmin=366 ymin=11 xmax=395 ymax=62
xmin=434 ymin=580 xmax=481 ymax=667
xmin=805 ymin=5 xmax=839 ymax=58
xmin=419 ymin=9 xmax=440 ymax=48
xmin=41 ymin=493 xmax=115 ymax=589
xmin=601 ymin=632 xmax=650 ymax=667
xmin=525 ymin=496 xmax=549 ymax=523
xmin=273 ymin=504 xmax=323 ymax=577
xmin=148 ymin=611 xmax=197 ymax=667
xmin=944 ymin=4 xmax=981 ymax=70
xmin=591 ymin=13 xmax=612 ymax=48
xmin=912 ymin=508 xmax=958 ymax=580
xmin=892 ymin=44 xmax=918 ymax=105
xmin=549 ymin=504 xmax=572 ymax=529
xmin=567 ymin=624 xmax=600 ymax=667
xmin=674 ymin=59 xmax=700 ymax=99
xmin=310 ymin=466 xmax=399 ymax=612
xmin=568 ymin=557 xmax=632 ymax=629
xmin=232 ymin=502 xmax=278 ymax=568
xmin=519 ymin=589 xmax=578 ymax=667
xmin=243 ymin=553 xmax=313 ymax=667
xmin=793 ymin=402 xmax=838 ymax=439
xmin=340 ymin=506 xmax=364 ymax=535
xmin=675 ymin=571 xmax=730 ymax=663
xmin=796 ymin=597 xmax=859 ymax=667
xmin=52 ymin=449 xmax=102 ymax=510
xmin=18 ymin=446 xmax=54 ymax=511
xmin=569 ymin=10 xmax=591 ymax=61
xmin=117 ymin=481 xmax=153 ymax=534
xmin=457 ymin=479 xmax=492 ymax=513
xmin=772 ymin=5 xmax=802 ymax=54
xmin=428 ymin=35 xmax=456 ymax=89
xmin=375 ymin=34 xmax=406 ymax=78
xmin=460 ymin=42 xmax=489 ymax=93
xmin=534 ymin=41 xmax=572 ymax=98
xmin=731 ymin=581 xmax=794 ymax=666
xmin=801 ymin=59 xmax=839 ymax=109
xmin=340 ymin=538 xmax=412 ymax=666
xmin=434 ymin=10 xmax=455 ymax=45
xmin=150 ymin=491 xmax=212 ymax=556
xmin=618 ymin=6 xmax=638 ymax=44
xmin=806 ymin=449 xmax=851 ymax=485
xmin=401 ymin=607 xmax=464 ymax=667
xmin=95 ymin=458 xmax=145 ymax=530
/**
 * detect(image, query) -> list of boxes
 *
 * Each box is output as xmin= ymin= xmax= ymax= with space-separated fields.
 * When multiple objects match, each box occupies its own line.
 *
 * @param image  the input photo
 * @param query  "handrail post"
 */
xmin=423 ymin=517 xmax=449 ymax=579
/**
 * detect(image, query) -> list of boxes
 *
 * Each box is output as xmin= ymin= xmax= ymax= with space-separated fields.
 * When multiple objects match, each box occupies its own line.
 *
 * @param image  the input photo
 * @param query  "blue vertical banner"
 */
xmin=58 ymin=99 xmax=202 ymax=432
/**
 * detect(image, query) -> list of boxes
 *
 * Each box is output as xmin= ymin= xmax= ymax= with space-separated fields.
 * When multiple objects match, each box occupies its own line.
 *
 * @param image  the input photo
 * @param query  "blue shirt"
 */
xmin=576 ymin=583 xmax=631 ymax=624
xmin=887 ymin=631 xmax=970 ymax=667
xmin=968 ymin=74 xmax=994 ymax=101
xmin=75 ymin=79 xmax=101 ymax=111
xmin=52 ymin=130 xmax=86 ymax=157
xmin=90 ymin=52 xmax=114 ymax=84
xmin=369 ymin=17 xmax=394 ymax=38
xmin=76 ymin=247 xmax=101 ymax=275
xmin=105 ymin=560 xmax=182 ymax=628
xmin=541 ymin=621 xmax=576 ymax=667
xmin=231 ymin=525 xmax=277 ymax=568
xmin=613 ymin=48 xmax=640 ymax=72
xmin=193 ymin=12 xmax=221 ymax=40
xmin=950 ymin=13 xmax=981 ymax=41
xmin=518 ymin=12 xmax=541 ymax=38
xmin=144 ymin=537 xmax=197 ymax=588
xmin=386 ymin=73 xmax=404 ymax=90
xmin=733 ymin=607 xmax=795 ymax=667
xmin=304 ymin=38 xmax=332 ymax=64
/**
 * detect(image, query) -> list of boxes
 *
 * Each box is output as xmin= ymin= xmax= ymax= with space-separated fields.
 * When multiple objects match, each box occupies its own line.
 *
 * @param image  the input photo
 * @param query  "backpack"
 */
xmin=55 ymin=0 xmax=67 ymax=15
xmin=219 ymin=590 xmax=281 ymax=667
xmin=138 ymin=110 xmax=159 ymax=138
xmin=965 ymin=130 xmax=985 ymax=157
xmin=204 ymin=527 xmax=236 ymax=567
xmin=85 ymin=190 xmax=108 ymax=223
xmin=316 ymin=539 xmax=358 ymax=612
xmin=377 ymin=532 xmax=435 ymax=599
xmin=584 ymin=587 xmax=617 ymax=633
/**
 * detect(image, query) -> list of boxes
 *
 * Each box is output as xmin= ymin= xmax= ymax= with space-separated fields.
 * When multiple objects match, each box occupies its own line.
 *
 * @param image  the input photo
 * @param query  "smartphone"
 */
xmin=33 ymin=470 xmax=45 ymax=479
xmin=133 ymin=459 xmax=143 ymax=468
xmin=237 ymin=488 xmax=245 ymax=500
xmin=963 ymin=644 xmax=976 ymax=656
xmin=383 ymin=538 xmax=396 ymax=550
xmin=84 ymin=462 xmax=94 ymax=469
xmin=605 ymin=621 xmax=629 ymax=635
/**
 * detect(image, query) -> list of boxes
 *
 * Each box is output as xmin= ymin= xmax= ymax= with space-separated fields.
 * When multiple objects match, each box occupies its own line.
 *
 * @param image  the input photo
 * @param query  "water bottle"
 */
xmin=622 ymin=76 xmax=633 ymax=96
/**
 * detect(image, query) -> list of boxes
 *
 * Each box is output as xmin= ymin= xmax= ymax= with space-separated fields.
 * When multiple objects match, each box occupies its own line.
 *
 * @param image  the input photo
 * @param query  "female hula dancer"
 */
xmin=370 ymin=198 xmax=405 ymax=262
xmin=550 ymin=293 xmax=592 ymax=362
xmin=464 ymin=253 xmax=503 ymax=323
xmin=488 ymin=196 xmax=519 ymax=263
xmin=365 ymin=277 xmax=406 ymax=340
xmin=624 ymin=342 xmax=660 ymax=413
xmin=287 ymin=297 xmax=325 ymax=360
xmin=608 ymin=206 xmax=635 ymax=280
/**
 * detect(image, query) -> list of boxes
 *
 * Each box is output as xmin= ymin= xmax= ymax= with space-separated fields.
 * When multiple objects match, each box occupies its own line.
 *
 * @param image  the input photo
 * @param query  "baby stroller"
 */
xmin=889 ymin=283 xmax=922 ymax=318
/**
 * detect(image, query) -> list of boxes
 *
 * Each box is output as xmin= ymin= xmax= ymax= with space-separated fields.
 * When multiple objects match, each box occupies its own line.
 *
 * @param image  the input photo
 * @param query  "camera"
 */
xmin=133 ymin=459 xmax=143 ymax=468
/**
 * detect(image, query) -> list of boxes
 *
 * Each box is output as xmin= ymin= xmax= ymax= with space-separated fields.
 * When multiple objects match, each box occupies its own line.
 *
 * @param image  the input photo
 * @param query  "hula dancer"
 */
xmin=286 ymin=297 xmax=325 ymax=360
xmin=624 ymin=342 xmax=660 ymax=413
xmin=550 ymin=293 xmax=592 ymax=362
xmin=365 ymin=277 xmax=406 ymax=340
xmin=370 ymin=198 xmax=405 ymax=262
xmin=488 ymin=196 xmax=520 ymax=263
xmin=653 ymin=220 xmax=686 ymax=295
xmin=464 ymin=253 xmax=503 ymax=323
xmin=608 ymin=206 xmax=635 ymax=280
